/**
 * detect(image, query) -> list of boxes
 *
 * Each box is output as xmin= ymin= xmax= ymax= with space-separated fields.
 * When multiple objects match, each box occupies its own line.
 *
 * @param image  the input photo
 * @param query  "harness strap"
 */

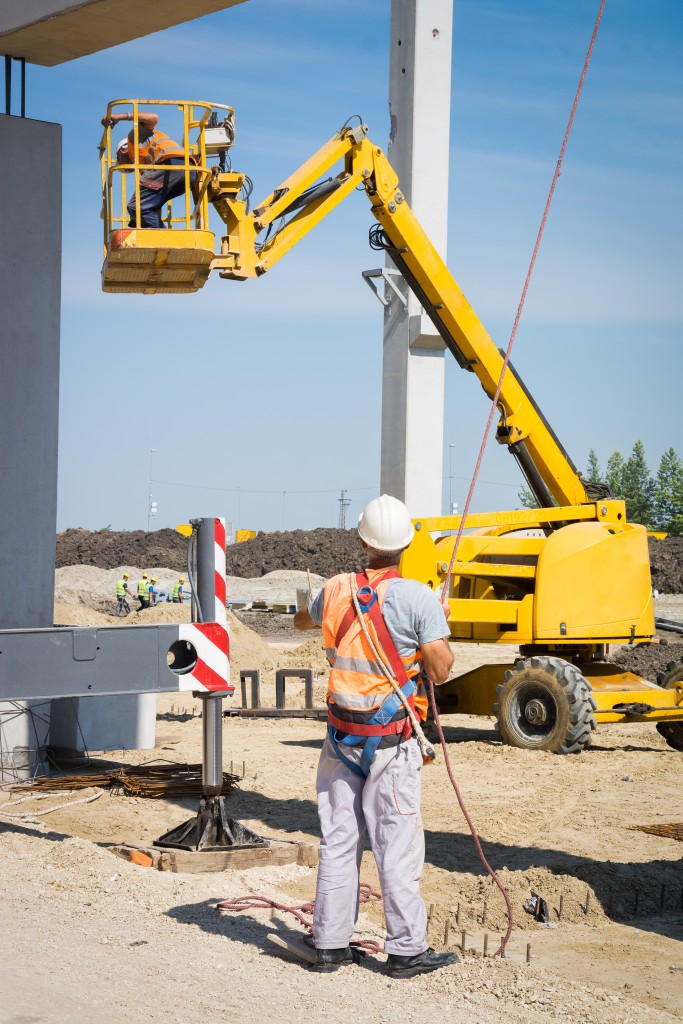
xmin=329 ymin=724 xmax=370 ymax=778
xmin=334 ymin=569 xmax=400 ymax=648
xmin=327 ymin=570 xmax=418 ymax=778
xmin=362 ymin=588 xmax=411 ymax=688
xmin=327 ymin=705 xmax=412 ymax=737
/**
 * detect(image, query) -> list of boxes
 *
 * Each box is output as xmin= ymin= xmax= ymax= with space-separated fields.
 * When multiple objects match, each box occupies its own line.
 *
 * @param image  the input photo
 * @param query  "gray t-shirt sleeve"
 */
xmin=381 ymin=579 xmax=449 ymax=657
xmin=309 ymin=587 xmax=325 ymax=626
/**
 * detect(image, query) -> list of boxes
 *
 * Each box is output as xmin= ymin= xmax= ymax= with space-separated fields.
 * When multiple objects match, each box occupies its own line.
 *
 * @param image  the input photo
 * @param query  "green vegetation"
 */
xmin=518 ymin=443 xmax=683 ymax=535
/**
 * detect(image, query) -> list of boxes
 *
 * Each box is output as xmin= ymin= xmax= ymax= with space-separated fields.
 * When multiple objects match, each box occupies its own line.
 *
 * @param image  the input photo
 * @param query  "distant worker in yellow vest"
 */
xmin=136 ymin=572 xmax=150 ymax=612
xmin=115 ymin=572 xmax=132 ymax=617
xmin=172 ymin=577 xmax=186 ymax=604
xmin=293 ymin=495 xmax=456 ymax=978
xmin=102 ymin=109 xmax=197 ymax=230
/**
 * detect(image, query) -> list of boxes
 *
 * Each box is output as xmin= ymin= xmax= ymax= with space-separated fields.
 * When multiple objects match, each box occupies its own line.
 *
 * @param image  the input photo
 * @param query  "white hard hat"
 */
xmin=116 ymin=138 xmax=129 ymax=160
xmin=358 ymin=494 xmax=414 ymax=552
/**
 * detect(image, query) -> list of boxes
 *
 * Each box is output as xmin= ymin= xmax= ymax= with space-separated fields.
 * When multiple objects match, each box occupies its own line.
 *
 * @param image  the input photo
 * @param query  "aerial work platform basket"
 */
xmin=99 ymin=100 xmax=235 ymax=294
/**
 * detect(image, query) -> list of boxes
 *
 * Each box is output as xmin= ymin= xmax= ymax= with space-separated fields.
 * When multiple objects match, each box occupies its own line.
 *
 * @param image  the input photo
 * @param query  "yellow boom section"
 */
xmin=208 ymin=123 xmax=588 ymax=508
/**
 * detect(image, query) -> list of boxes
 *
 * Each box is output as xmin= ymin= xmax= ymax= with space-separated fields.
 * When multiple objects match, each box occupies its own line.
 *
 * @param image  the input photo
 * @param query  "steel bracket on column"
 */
xmin=361 ymin=267 xmax=408 ymax=310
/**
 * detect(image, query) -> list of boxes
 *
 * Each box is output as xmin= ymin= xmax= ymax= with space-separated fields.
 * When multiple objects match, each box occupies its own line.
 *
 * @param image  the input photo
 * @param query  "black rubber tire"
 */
xmin=655 ymin=660 xmax=683 ymax=752
xmin=493 ymin=655 xmax=597 ymax=754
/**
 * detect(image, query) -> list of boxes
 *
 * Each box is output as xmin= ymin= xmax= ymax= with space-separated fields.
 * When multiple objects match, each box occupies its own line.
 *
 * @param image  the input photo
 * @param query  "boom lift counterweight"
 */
xmin=99 ymin=102 xmax=683 ymax=753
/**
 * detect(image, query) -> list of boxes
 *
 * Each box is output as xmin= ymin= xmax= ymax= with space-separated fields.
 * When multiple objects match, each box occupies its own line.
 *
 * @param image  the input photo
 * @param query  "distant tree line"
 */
xmin=518 ymin=442 xmax=683 ymax=535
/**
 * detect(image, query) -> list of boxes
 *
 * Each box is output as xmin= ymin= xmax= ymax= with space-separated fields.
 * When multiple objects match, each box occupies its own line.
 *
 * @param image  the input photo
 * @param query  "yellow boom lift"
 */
xmin=99 ymin=101 xmax=683 ymax=753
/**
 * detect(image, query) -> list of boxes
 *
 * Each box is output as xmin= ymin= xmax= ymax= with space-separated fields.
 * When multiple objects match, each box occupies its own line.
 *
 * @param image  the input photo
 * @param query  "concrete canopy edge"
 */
xmin=0 ymin=0 xmax=249 ymax=67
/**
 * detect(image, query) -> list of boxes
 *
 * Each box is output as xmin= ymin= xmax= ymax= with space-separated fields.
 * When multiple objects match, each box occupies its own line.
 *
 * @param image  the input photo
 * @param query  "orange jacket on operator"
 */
xmin=321 ymin=570 xmax=429 ymax=723
xmin=126 ymin=129 xmax=190 ymax=166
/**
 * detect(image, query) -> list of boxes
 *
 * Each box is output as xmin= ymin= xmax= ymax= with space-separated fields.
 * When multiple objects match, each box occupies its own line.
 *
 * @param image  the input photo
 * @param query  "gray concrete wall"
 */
xmin=0 ymin=114 xmax=61 ymax=777
xmin=0 ymin=115 xmax=61 ymax=630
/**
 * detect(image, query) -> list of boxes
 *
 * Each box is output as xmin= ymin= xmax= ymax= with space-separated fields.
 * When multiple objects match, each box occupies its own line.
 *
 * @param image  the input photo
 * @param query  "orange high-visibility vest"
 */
xmin=135 ymin=130 xmax=187 ymax=166
xmin=321 ymin=570 xmax=428 ymax=723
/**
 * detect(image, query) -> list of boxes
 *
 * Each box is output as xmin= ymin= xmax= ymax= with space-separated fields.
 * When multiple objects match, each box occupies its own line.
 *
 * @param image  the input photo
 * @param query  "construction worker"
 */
xmin=172 ymin=576 xmax=186 ymax=603
xmin=102 ymin=109 xmax=197 ymax=229
xmin=148 ymin=577 xmax=158 ymax=607
xmin=293 ymin=495 xmax=457 ymax=978
xmin=115 ymin=572 xmax=132 ymax=616
xmin=136 ymin=572 xmax=150 ymax=612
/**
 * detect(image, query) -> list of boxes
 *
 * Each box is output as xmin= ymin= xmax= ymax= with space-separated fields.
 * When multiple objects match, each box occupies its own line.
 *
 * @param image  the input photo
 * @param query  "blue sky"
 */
xmin=23 ymin=0 xmax=683 ymax=535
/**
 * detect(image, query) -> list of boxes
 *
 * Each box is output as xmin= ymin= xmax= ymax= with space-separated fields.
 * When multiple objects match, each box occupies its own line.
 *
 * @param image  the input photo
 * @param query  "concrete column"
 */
xmin=380 ymin=0 xmax=452 ymax=516
xmin=0 ymin=115 xmax=61 ymax=629
xmin=0 ymin=115 xmax=61 ymax=778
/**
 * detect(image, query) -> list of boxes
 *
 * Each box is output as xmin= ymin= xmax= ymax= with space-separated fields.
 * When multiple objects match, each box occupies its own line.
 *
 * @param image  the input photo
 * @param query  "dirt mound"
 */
xmin=225 ymin=527 xmax=362 ymax=578
xmin=56 ymin=528 xmax=186 ymax=571
xmin=611 ymin=638 xmax=683 ymax=682
xmin=648 ymin=536 xmax=683 ymax=593
xmin=56 ymin=526 xmax=361 ymax=579
xmin=56 ymin=529 xmax=683 ymax=589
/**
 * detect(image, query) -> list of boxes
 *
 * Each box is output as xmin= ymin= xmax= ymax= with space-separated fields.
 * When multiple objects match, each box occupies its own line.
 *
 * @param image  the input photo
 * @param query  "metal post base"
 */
xmin=153 ymin=795 xmax=269 ymax=852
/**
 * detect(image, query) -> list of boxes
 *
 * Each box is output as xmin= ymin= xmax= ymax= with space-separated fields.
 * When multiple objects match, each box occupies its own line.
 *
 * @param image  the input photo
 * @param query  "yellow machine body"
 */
xmin=401 ymin=507 xmax=654 ymax=647
xmin=98 ymin=102 xmax=683 ymax=748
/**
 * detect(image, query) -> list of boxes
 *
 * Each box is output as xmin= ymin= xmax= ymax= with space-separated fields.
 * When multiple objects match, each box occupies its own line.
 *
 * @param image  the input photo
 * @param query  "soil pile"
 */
xmin=648 ymin=535 xmax=683 ymax=593
xmin=57 ymin=528 xmax=187 ymax=572
xmin=57 ymin=529 xmax=683 ymax=589
xmin=56 ymin=526 xmax=362 ymax=579
xmin=612 ymin=637 xmax=683 ymax=680
xmin=225 ymin=528 xmax=362 ymax=578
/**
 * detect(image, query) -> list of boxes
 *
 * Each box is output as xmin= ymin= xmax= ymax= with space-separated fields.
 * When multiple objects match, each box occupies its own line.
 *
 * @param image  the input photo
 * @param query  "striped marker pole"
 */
xmin=190 ymin=517 xmax=232 ymax=798
xmin=177 ymin=620 xmax=231 ymax=693
xmin=181 ymin=516 xmax=231 ymax=695
xmin=212 ymin=517 xmax=227 ymax=624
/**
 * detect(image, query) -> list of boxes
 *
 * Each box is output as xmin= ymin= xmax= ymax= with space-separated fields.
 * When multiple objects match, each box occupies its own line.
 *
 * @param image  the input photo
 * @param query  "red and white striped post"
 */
xmin=177 ymin=516 xmax=231 ymax=694
xmin=187 ymin=517 xmax=231 ymax=797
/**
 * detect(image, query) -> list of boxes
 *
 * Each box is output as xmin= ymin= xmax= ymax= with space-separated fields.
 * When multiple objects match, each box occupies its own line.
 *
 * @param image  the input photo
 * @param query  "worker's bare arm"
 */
xmin=136 ymin=111 xmax=159 ymax=129
xmin=101 ymin=111 xmax=159 ymax=128
xmin=421 ymin=638 xmax=454 ymax=685
xmin=293 ymin=607 xmax=319 ymax=631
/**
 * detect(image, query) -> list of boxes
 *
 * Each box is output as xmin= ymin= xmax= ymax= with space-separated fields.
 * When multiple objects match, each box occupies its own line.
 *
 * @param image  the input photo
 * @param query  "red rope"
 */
xmin=433 ymin=0 xmax=607 ymax=959
xmin=217 ymin=1 xmax=606 ymax=965
xmin=217 ymin=883 xmax=384 ymax=955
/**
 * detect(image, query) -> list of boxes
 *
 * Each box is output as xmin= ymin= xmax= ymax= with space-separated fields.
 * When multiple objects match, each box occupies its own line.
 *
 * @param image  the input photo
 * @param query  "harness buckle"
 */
xmin=356 ymin=585 xmax=377 ymax=612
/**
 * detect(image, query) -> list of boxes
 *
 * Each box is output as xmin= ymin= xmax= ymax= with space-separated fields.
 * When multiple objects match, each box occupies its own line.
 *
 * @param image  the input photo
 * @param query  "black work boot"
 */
xmin=310 ymin=946 xmax=357 ymax=972
xmin=386 ymin=946 xmax=459 ymax=979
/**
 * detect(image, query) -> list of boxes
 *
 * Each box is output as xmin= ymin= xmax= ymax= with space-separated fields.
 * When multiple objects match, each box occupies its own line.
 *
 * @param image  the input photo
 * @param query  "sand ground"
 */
xmin=1 ymin=591 xmax=682 ymax=1024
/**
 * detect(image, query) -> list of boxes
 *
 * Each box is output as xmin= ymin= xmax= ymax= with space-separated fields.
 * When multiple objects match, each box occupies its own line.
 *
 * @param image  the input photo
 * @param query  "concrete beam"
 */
xmin=0 ymin=0 xmax=248 ymax=66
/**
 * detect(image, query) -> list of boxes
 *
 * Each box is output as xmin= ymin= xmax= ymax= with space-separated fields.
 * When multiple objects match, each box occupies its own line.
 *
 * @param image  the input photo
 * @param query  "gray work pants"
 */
xmin=313 ymin=733 xmax=428 ymax=956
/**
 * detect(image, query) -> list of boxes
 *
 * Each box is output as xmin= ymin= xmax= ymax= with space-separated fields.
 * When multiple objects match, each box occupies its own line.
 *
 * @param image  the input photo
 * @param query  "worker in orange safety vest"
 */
xmin=294 ymin=494 xmax=457 ymax=978
xmin=102 ymin=109 xmax=197 ymax=229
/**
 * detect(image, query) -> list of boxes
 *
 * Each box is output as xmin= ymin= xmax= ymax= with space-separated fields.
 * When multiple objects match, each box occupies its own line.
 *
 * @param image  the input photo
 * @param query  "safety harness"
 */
xmin=327 ymin=570 xmax=417 ymax=779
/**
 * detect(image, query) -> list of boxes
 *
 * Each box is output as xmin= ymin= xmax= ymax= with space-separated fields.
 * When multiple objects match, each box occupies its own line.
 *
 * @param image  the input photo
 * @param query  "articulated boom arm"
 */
xmin=209 ymin=124 xmax=590 ymax=509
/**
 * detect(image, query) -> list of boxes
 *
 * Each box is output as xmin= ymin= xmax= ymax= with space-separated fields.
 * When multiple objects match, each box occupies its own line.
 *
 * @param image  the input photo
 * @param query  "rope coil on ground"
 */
xmin=218 ymin=883 xmax=384 ymax=955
